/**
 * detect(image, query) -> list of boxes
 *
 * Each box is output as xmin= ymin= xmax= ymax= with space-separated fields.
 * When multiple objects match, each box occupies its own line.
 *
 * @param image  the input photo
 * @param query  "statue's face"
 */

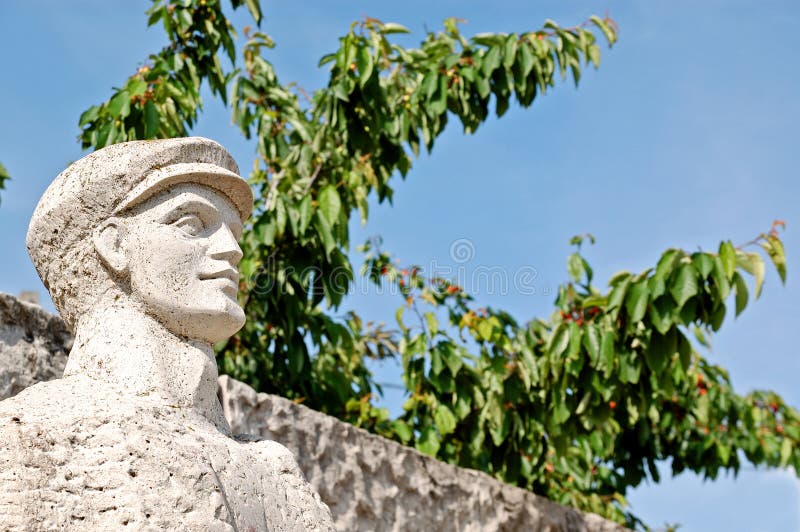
xmin=122 ymin=183 xmax=245 ymax=343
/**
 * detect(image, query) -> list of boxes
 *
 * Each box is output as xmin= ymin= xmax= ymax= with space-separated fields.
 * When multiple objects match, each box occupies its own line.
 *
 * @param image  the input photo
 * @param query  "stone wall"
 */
xmin=0 ymin=292 xmax=625 ymax=531
xmin=219 ymin=376 xmax=625 ymax=532
xmin=0 ymin=292 xmax=71 ymax=399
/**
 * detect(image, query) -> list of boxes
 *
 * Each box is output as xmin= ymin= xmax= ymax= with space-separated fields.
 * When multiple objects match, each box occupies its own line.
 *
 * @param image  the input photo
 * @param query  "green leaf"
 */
xmin=719 ymin=241 xmax=737 ymax=279
xmin=752 ymin=253 xmax=766 ymax=298
xmin=552 ymin=400 xmax=570 ymax=424
xmin=356 ymin=44 xmax=374 ymax=87
xmin=478 ymin=319 xmax=493 ymax=341
xmin=588 ymin=44 xmax=601 ymax=67
xmin=244 ymin=0 xmax=263 ymax=25
xmin=625 ymin=280 xmax=649 ymax=323
xmin=314 ymin=211 xmax=336 ymax=257
xmin=733 ymin=271 xmax=749 ymax=317
xmin=518 ymin=42 xmax=535 ymax=77
xmin=274 ymin=196 xmax=287 ymax=236
xmin=146 ymin=6 xmax=163 ymax=26
xmin=716 ymin=442 xmax=731 ymax=466
xmin=503 ymin=35 xmax=518 ymax=69
xmin=655 ymin=249 xmax=680 ymax=280
xmin=108 ymin=90 xmax=131 ymax=118
xmin=78 ymin=105 xmax=100 ymax=126
xmin=677 ymin=331 xmax=692 ymax=371
xmin=298 ymin=195 xmax=313 ymax=235
xmin=392 ymin=420 xmax=413 ymax=443
xmin=691 ymin=253 xmax=713 ymax=279
xmin=648 ymin=296 xmax=674 ymax=334
xmin=430 ymin=347 xmax=444 ymax=376
xmin=143 ymin=100 xmax=160 ymax=137
xmin=670 ymin=264 xmax=699 ymax=308
xmin=482 ymin=45 xmax=502 ymax=76
xmin=548 ymin=323 xmax=570 ymax=357
xmin=425 ymin=312 xmax=438 ymax=336
xmin=711 ymin=256 xmax=731 ymax=301
xmin=780 ymin=438 xmax=792 ymax=468
xmin=416 ymin=426 xmax=441 ymax=457
xmin=710 ymin=303 xmax=726 ymax=332
xmin=582 ymin=325 xmax=600 ymax=363
xmin=317 ymin=185 xmax=342 ymax=228
xmin=567 ymin=253 xmax=583 ymax=282
xmin=395 ymin=306 xmax=408 ymax=334
xmin=646 ymin=328 xmax=675 ymax=374
xmin=619 ymin=351 xmax=641 ymax=384
xmin=693 ymin=325 xmax=711 ymax=349
xmin=288 ymin=347 xmax=305 ymax=377
xmin=381 ymin=22 xmax=411 ymax=34
xmin=440 ymin=344 xmax=463 ymax=376
xmin=434 ymin=404 xmax=457 ymax=435
xmin=600 ymin=330 xmax=615 ymax=376
xmin=762 ymin=236 xmax=787 ymax=283
xmin=576 ymin=391 xmax=593 ymax=415
xmin=128 ymin=79 xmax=148 ymax=97
xmin=589 ymin=15 xmax=617 ymax=45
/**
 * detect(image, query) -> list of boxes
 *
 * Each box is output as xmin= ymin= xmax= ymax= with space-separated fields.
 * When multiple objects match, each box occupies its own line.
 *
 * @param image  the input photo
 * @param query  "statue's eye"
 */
xmin=173 ymin=214 xmax=205 ymax=236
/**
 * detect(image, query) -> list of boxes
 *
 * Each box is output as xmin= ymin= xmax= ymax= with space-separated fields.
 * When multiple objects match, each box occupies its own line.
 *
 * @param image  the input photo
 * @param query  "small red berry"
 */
xmin=609 ymin=401 xmax=617 ymax=410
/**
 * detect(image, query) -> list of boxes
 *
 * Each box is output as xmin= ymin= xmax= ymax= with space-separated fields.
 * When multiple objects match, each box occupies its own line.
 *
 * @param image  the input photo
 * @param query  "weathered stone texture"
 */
xmin=219 ymin=376 xmax=626 ymax=532
xmin=1 ymin=293 xmax=626 ymax=531
xmin=0 ymin=375 xmax=333 ymax=531
xmin=0 ymin=292 xmax=70 ymax=400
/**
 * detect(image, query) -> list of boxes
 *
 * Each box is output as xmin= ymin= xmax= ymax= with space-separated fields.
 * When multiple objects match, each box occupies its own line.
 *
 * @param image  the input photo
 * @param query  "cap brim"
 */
xmin=113 ymin=162 xmax=253 ymax=222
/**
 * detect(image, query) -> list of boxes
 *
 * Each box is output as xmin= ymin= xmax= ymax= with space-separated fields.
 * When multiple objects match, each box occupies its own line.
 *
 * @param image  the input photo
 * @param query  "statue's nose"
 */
xmin=208 ymin=223 xmax=243 ymax=265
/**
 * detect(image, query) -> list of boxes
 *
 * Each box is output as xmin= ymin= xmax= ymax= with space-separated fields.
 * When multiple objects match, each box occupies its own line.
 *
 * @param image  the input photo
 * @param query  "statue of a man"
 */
xmin=0 ymin=137 xmax=334 ymax=530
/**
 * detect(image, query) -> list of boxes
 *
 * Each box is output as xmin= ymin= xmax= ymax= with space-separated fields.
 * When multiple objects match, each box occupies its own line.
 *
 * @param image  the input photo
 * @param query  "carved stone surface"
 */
xmin=0 ymin=137 xmax=333 ymax=531
xmin=0 ymin=292 xmax=70 ymax=400
xmin=0 ymin=375 xmax=331 ymax=530
xmin=220 ymin=376 xmax=628 ymax=532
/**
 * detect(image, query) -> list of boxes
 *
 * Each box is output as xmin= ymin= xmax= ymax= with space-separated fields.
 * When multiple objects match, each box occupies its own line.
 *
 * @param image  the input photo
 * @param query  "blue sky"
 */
xmin=1 ymin=1 xmax=798 ymax=529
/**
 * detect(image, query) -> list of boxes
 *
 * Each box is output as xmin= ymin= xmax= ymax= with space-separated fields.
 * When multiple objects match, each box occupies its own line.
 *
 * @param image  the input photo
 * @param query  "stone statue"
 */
xmin=0 ymin=137 xmax=334 ymax=530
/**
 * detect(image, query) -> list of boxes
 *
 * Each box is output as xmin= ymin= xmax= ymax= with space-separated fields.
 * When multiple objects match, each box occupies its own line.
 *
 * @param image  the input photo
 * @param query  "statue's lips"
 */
xmin=198 ymin=269 xmax=239 ymax=292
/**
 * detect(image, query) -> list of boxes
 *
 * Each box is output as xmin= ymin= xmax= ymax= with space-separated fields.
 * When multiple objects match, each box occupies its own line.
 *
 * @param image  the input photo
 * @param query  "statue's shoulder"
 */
xmin=233 ymin=433 xmax=335 ymax=531
xmin=0 ymin=375 xmax=135 ymax=423
xmin=235 ymin=433 xmax=303 ymax=474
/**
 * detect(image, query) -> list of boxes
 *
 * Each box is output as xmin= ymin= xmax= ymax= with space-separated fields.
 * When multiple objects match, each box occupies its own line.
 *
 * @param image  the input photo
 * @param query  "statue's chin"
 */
xmin=156 ymin=303 xmax=246 ymax=345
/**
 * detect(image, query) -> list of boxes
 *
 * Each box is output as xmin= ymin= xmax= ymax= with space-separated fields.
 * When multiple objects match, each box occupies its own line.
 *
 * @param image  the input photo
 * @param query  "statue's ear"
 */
xmin=93 ymin=218 xmax=128 ymax=275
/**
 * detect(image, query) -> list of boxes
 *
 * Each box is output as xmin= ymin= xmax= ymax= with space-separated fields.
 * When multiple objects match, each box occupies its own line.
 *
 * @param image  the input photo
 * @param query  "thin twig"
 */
xmin=302 ymin=163 xmax=323 ymax=195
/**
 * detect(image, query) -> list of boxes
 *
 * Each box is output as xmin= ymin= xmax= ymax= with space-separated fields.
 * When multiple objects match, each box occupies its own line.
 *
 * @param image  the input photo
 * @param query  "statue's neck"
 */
xmin=65 ymin=303 xmax=230 ymax=434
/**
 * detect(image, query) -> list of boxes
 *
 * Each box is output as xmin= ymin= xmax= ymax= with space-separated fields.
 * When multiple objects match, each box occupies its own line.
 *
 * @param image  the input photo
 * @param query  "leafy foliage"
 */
xmin=76 ymin=1 xmax=796 ymax=528
xmin=0 ymin=162 xmax=9 ymax=204
xmin=362 ymin=227 xmax=794 ymax=525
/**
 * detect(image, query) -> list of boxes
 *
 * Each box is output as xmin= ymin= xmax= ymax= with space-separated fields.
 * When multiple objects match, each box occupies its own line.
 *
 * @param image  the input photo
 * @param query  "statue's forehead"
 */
xmin=127 ymin=183 xmax=240 ymax=216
